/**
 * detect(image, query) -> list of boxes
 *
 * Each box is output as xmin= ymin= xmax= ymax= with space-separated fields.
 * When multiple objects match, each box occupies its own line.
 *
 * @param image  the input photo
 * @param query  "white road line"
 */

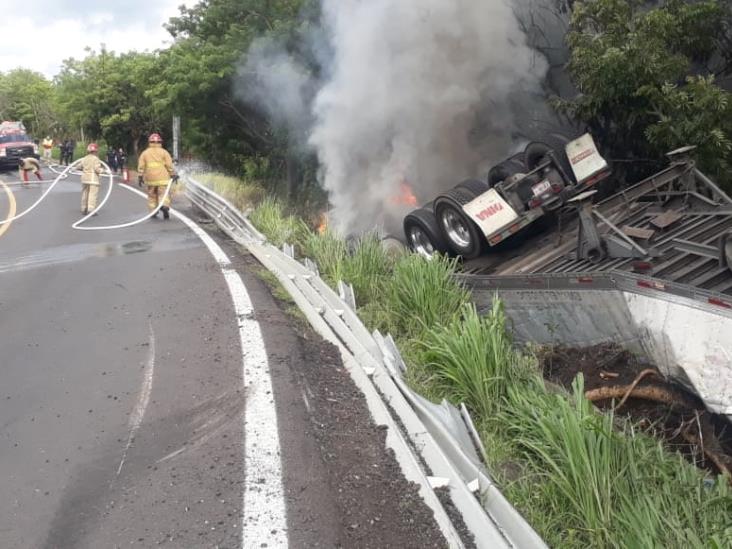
xmin=117 ymin=321 xmax=156 ymax=476
xmin=121 ymin=185 xmax=288 ymax=549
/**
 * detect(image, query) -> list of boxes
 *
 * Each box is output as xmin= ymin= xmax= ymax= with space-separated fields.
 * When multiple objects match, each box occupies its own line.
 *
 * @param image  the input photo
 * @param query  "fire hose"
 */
xmin=1 ymin=160 xmax=176 ymax=231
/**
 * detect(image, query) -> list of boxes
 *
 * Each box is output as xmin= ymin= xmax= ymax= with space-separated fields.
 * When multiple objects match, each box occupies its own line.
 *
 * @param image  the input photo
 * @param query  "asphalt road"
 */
xmin=0 ymin=167 xmax=448 ymax=549
xmin=0 ymin=170 xmax=246 ymax=548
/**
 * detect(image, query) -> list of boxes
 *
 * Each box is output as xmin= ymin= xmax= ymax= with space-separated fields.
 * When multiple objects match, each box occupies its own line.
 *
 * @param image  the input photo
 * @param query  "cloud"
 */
xmin=0 ymin=0 xmax=182 ymax=77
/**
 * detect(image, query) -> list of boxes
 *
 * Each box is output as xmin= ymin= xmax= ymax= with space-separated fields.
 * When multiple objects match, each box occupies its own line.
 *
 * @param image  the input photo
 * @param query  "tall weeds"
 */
xmin=502 ymin=376 xmax=732 ymax=547
xmin=245 ymin=196 xmax=732 ymax=548
xmin=387 ymin=254 xmax=469 ymax=338
xmin=418 ymin=302 xmax=517 ymax=418
xmin=196 ymin=172 xmax=265 ymax=212
xmin=248 ymin=197 xmax=309 ymax=248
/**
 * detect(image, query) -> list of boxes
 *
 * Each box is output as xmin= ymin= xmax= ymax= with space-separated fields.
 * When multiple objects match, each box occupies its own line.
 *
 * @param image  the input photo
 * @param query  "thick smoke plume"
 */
xmin=242 ymin=0 xmax=549 ymax=234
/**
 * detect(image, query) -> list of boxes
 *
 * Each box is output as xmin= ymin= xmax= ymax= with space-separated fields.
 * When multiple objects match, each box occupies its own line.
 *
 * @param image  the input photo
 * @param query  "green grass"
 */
xmin=244 ymin=194 xmax=732 ymax=548
xmin=417 ymin=302 xmax=521 ymax=419
xmin=341 ymin=233 xmax=394 ymax=306
xmin=248 ymin=197 xmax=309 ymax=248
xmin=386 ymin=253 xmax=469 ymax=339
xmin=196 ymin=172 xmax=265 ymax=213
xmin=501 ymin=377 xmax=732 ymax=548
xmin=302 ymin=228 xmax=348 ymax=284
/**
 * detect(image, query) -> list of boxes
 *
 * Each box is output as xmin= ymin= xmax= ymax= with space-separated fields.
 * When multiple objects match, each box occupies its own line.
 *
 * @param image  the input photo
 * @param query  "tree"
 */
xmin=155 ymin=0 xmax=318 ymax=195
xmin=642 ymin=75 xmax=731 ymax=184
xmin=0 ymin=69 xmax=58 ymax=136
xmin=54 ymin=48 xmax=166 ymax=154
xmin=560 ymin=0 xmax=731 ymax=186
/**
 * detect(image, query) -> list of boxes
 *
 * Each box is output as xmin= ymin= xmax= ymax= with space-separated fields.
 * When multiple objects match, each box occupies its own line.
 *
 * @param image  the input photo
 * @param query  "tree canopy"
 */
xmin=560 ymin=0 xmax=731 ymax=183
xmin=2 ymin=0 xmax=731 ymax=192
xmin=0 ymin=69 xmax=56 ymax=137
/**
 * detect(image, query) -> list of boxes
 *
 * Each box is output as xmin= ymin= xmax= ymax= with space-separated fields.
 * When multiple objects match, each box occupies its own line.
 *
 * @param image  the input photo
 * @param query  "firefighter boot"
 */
xmin=161 ymin=206 xmax=170 ymax=220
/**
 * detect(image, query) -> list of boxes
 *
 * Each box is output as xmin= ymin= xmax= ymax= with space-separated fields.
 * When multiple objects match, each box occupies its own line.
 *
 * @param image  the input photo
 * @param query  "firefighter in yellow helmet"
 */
xmin=80 ymin=143 xmax=103 ymax=214
xmin=137 ymin=133 xmax=177 ymax=219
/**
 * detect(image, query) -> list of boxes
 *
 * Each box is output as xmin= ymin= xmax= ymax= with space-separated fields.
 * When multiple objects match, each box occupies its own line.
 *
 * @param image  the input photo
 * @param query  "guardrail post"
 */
xmin=304 ymin=258 xmax=320 ymax=276
xmin=337 ymin=280 xmax=357 ymax=310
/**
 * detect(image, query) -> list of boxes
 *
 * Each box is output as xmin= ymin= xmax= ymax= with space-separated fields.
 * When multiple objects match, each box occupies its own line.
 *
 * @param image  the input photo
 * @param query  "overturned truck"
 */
xmin=404 ymin=137 xmax=732 ymax=420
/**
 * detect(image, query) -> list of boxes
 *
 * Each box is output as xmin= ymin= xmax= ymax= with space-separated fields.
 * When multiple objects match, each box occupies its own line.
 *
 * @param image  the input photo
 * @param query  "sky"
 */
xmin=0 ymin=0 xmax=185 ymax=78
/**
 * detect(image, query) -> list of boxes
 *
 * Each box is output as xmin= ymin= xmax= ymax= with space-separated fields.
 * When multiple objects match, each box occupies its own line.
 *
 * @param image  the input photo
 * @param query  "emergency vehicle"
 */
xmin=0 ymin=121 xmax=39 ymax=171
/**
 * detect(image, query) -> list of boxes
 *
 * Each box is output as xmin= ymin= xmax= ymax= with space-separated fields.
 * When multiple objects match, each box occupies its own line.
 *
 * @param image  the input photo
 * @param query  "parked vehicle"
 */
xmin=0 ymin=121 xmax=39 ymax=171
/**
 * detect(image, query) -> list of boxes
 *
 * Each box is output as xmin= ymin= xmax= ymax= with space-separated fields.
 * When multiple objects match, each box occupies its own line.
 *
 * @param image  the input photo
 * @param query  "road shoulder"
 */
xmin=212 ymin=230 xmax=448 ymax=548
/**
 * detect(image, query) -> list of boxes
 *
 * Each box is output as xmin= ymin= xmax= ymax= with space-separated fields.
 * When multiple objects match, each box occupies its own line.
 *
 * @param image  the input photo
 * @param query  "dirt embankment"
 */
xmin=539 ymin=343 xmax=732 ymax=478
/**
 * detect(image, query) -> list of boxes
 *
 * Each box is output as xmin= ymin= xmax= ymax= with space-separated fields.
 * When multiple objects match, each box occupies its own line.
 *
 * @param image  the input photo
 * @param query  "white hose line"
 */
xmin=48 ymin=162 xmax=78 ymax=178
xmin=0 ymin=162 xmax=75 ymax=187
xmin=72 ymin=178 xmax=175 ymax=231
xmin=1 ymin=158 xmax=174 ymax=230
xmin=0 ymin=159 xmax=98 ymax=225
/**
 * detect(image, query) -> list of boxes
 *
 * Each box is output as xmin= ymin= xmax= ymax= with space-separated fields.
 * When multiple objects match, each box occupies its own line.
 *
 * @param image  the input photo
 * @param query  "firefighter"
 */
xmin=17 ymin=157 xmax=43 ymax=183
xmin=80 ymin=143 xmax=103 ymax=215
xmin=137 ymin=133 xmax=177 ymax=220
xmin=42 ymin=136 xmax=53 ymax=161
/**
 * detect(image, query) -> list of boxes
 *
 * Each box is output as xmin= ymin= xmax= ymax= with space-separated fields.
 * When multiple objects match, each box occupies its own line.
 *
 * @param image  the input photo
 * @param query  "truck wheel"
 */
xmin=403 ymin=206 xmax=450 ymax=259
xmin=487 ymin=164 xmax=512 ymax=187
xmin=525 ymin=138 xmax=576 ymax=183
xmin=505 ymin=152 xmax=526 ymax=173
xmin=381 ymin=234 xmax=407 ymax=258
xmin=487 ymin=154 xmax=524 ymax=187
xmin=456 ymin=178 xmax=490 ymax=195
xmin=434 ymin=188 xmax=484 ymax=259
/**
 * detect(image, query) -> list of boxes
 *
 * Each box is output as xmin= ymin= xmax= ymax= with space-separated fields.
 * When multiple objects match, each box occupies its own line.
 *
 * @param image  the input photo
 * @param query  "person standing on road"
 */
xmin=106 ymin=146 xmax=118 ymax=174
xmin=42 ymin=136 xmax=53 ymax=162
xmin=67 ymin=138 xmax=76 ymax=164
xmin=60 ymin=138 xmax=72 ymax=165
xmin=17 ymin=157 xmax=43 ymax=183
xmin=117 ymin=148 xmax=127 ymax=175
xmin=60 ymin=139 xmax=68 ymax=165
xmin=137 ymin=133 xmax=177 ymax=220
xmin=80 ymin=143 xmax=104 ymax=215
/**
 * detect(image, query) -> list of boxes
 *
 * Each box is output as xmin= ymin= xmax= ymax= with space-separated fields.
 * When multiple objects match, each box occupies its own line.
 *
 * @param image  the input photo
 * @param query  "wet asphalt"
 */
xmin=0 ymin=170 xmax=245 ymax=548
xmin=0 ymin=168 xmax=450 ymax=549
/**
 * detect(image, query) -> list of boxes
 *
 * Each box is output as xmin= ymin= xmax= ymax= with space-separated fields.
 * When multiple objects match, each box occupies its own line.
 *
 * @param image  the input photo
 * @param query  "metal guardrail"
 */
xmin=184 ymin=175 xmax=547 ymax=549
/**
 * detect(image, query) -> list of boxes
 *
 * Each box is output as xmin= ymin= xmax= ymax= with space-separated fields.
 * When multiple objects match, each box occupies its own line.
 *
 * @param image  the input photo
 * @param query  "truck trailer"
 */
xmin=404 ymin=137 xmax=732 ymax=419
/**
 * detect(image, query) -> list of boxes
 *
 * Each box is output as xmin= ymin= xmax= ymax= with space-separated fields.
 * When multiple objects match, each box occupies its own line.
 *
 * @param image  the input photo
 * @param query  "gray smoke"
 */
xmin=236 ymin=36 xmax=315 ymax=147
xmin=241 ymin=0 xmax=551 ymax=234
xmin=310 ymin=0 xmax=548 ymax=233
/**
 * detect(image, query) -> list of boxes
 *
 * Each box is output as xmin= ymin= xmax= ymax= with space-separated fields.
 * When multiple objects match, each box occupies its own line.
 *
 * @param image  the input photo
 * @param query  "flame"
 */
xmin=391 ymin=181 xmax=418 ymax=207
xmin=316 ymin=212 xmax=328 ymax=234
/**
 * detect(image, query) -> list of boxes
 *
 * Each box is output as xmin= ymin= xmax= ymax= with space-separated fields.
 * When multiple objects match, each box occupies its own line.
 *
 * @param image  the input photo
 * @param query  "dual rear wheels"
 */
xmin=403 ymin=135 xmax=573 ymax=259
xmin=403 ymin=180 xmax=489 ymax=260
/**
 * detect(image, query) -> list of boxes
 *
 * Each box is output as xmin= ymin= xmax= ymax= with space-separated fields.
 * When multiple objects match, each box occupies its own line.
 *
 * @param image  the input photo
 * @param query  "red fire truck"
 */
xmin=0 ymin=121 xmax=39 ymax=171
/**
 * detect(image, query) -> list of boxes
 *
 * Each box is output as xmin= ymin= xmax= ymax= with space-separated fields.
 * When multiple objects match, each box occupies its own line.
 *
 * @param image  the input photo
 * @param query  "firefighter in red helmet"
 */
xmin=137 ymin=133 xmax=177 ymax=219
xmin=80 ymin=143 xmax=103 ymax=214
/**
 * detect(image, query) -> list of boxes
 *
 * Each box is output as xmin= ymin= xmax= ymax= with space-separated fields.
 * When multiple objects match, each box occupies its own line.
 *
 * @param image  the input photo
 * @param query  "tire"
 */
xmin=403 ymin=207 xmax=451 ymax=258
xmin=381 ymin=234 xmax=407 ymax=258
xmin=525 ymin=136 xmax=576 ymax=183
xmin=487 ymin=164 xmax=512 ymax=187
xmin=487 ymin=153 xmax=525 ymax=187
xmin=434 ymin=188 xmax=484 ymax=259
xmin=456 ymin=178 xmax=490 ymax=196
xmin=504 ymin=152 xmax=526 ymax=173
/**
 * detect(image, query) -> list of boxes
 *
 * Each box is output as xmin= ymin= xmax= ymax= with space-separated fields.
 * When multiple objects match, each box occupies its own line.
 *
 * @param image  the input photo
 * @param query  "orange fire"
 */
xmin=391 ymin=181 xmax=418 ymax=207
xmin=316 ymin=212 xmax=328 ymax=234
